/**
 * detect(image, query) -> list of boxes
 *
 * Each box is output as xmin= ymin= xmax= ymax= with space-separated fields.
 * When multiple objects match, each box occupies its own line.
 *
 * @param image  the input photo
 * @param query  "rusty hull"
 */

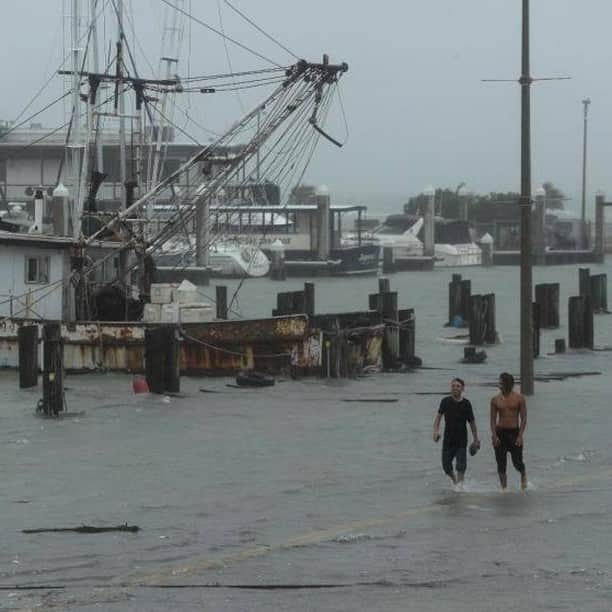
xmin=0 ymin=313 xmax=384 ymax=377
xmin=179 ymin=316 xmax=309 ymax=375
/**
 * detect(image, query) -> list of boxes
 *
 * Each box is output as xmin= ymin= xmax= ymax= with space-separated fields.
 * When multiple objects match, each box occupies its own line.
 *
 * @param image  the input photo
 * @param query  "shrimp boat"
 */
xmin=0 ymin=2 xmax=391 ymax=378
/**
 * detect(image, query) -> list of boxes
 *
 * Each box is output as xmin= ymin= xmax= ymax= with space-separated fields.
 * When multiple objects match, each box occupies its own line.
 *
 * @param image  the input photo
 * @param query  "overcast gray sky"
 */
xmin=2 ymin=1 xmax=612 ymax=216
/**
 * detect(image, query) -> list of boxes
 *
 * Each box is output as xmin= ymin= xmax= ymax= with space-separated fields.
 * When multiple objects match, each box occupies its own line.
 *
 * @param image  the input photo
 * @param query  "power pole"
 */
xmin=581 ymin=98 xmax=591 ymax=249
xmin=520 ymin=0 xmax=534 ymax=395
xmin=70 ymin=0 xmax=82 ymax=238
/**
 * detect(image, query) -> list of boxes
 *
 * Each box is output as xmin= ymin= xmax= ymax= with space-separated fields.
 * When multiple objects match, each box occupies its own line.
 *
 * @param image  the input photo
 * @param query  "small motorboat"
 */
xmin=235 ymin=371 xmax=275 ymax=388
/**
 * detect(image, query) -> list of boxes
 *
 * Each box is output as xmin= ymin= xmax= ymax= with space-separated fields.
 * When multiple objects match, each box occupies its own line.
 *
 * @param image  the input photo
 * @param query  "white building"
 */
xmin=0 ymin=232 xmax=74 ymax=320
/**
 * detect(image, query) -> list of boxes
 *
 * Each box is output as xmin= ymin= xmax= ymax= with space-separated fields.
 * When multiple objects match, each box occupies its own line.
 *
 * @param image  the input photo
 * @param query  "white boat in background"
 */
xmin=432 ymin=219 xmax=481 ymax=267
xmin=156 ymin=239 xmax=270 ymax=278
xmin=209 ymin=241 xmax=270 ymax=277
xmin=370 ymin=215 xmax=423 ymax=259
xmin=365 ymin=214 xmax=481 ymax=267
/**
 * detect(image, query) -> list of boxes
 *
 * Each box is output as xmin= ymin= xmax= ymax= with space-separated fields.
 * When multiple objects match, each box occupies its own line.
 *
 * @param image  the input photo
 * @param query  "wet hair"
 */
xmin=499 ymin=372 xmax=514 ymax=394
xmin=451 ymin=377 xmax=465 ymax=388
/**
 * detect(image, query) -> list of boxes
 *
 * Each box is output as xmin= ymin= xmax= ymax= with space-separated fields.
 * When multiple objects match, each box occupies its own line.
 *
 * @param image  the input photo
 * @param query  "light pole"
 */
xmin=457 ymin=184 xmax=472 ymax=221
xmin=423 ymin=185 xmax=436 ymax=257
xmin=519 ymin=0 xmax=534 ymax=395
xmin=581 ymin=98 xmax=591 ymax=249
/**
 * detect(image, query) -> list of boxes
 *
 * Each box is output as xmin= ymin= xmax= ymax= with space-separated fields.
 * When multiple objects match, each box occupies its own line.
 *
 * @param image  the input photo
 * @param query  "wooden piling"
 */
xmin=164 ymin=326 xmax=181 ymax=393
xmin=469 ymin=294 xmax=496 ymax=346
xmin=469 ymin=295 xmax=484 ymax=346
xmin=483 ymin=294 xmax=496 ymax=345
xmin=448 ymin=275 xmax=471 ymax=326
xmin=304 ymin=282 xmax=315 ymax=317
xmin=378 ymin=277 xmax=391 ymax=294
xmin=568 ymin=295 xmax=594 ymax=349
xmin=368 ymin=292 xmax=384 ymax=313
xmin=382 ymin=291 xmax=399 ymax=369
xmin=595 ymin=194 xmax=605 ymax=263
xmin=579 ymin=268 xmax=591 ymax=299
xmin=40 ymin=323 xmax=64 ymax=416
xmin=145 ymin=327 xmax=167 ymax=394
xmin=535 ymin=283 xmax=560 ymax=328
xmin=144 ymin=326 xmax=181 ymax=394
xmin=216 ymin=286 xmax=228 ymax=320
xmin=398 ymin=308 xmax=418 ymax=366
xmin=18 ymin=325 xmax=38 ymax=389
xmin=273 ymin=285 xmax=314 ymax=317
xmin=589 ymin=274 xmax=608 ymax=313
xmin=554 ymin=338 xmax=566 ymax=354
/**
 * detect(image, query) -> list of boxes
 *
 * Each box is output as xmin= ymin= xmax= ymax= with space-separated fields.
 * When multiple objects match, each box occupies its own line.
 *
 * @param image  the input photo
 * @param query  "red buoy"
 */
xmin=132 ymin=376 xmax=149 ymax=394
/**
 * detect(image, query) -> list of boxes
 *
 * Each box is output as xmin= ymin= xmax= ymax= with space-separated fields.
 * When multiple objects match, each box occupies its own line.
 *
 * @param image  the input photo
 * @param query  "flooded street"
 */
xmin=2 ymin=262 xmax=612 ymax=611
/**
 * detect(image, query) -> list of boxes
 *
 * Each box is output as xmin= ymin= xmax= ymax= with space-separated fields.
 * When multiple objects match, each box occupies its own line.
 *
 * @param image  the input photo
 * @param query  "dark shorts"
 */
xmin=442 ymin=445 xmax=467 ymax=475
xmin=494 ymin=428 xmax=526 ymax=475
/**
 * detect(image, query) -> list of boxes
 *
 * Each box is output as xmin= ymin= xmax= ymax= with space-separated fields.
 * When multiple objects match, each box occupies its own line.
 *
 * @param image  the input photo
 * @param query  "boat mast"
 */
xmin=149 ymin=0 xmax=184 ymax=191
xmin=90 ymin=0 xmax=103 ymax=172
xmin=117 ymin=0 xmax=127 ymax=211
xmin=83 ymin=59 xmax=350 ymax=251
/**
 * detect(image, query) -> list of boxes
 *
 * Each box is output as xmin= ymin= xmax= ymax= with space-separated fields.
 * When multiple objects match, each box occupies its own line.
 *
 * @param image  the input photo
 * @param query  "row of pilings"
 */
xmin=448 ymin=267 xmax=608 ymax=359
xmin=16 ymin=278 xmax=420 ymax=408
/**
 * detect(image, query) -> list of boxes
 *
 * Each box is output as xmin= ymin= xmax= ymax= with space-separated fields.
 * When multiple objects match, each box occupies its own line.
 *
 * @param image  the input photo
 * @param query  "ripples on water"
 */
xmin=2 ymin=262 xmax=612 ymax=610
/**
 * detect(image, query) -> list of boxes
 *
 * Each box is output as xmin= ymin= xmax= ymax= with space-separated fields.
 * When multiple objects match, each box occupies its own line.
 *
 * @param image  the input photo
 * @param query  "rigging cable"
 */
xmin=223 ymin=0 xmax=300 ymax=61
xmin=217 ymin=0 xmax=246 ymax=115
xmin=158 ymin=0 xmax=283 ymax=68
xmin=10 ymin=0 xmax=111 ymax=126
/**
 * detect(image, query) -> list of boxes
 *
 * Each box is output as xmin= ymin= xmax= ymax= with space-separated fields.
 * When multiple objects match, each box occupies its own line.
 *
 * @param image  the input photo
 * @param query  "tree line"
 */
xmin=403 ymin=182 xmax=567 ymax=223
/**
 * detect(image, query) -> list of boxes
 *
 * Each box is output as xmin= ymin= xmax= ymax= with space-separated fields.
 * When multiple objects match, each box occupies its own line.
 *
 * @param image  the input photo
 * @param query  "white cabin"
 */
xmin=0 ymin=232 xmax=74 ymax=320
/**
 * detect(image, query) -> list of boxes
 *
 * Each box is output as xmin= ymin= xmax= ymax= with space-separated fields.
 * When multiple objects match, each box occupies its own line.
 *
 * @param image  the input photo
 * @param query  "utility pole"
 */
xmin=520 ymin=0 xmax=534 ymax=395
xmin=70 ymin=0 xmax=82 ymax=238
xmin=581 ymin=98 xmax=591 ymax=249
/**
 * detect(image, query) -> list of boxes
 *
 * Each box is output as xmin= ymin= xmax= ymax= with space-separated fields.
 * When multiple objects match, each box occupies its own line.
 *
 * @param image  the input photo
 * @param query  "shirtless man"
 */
xmin=490 ymin=372 xmax=527 ymax=490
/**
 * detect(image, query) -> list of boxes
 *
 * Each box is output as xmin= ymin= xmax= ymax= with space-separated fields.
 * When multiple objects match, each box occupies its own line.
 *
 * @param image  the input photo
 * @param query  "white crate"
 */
xmin=175 ymin=289 xmax=201 ymax=305
xmin=160 ymin=303 xmax=180 ymax=323
xmin=174 ymin=279 xmax=200 ymax=305
xmin=180 ymin=305 xmax=214 ymax=323
xmin=143 ymin=303 xmax=161 ymax=322
xmin=150 ymin=283 xmax=176 ymax=305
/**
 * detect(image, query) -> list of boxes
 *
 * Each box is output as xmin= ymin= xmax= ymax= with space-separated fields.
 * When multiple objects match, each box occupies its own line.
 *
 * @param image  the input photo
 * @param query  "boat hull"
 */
xmin=279 ymin=245 xmax=379 ymax=277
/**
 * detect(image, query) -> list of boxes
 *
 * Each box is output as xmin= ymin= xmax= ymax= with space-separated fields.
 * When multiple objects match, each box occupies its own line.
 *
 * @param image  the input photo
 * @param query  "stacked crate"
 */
xmin=145 ymin=281 xmax=214 ymax=323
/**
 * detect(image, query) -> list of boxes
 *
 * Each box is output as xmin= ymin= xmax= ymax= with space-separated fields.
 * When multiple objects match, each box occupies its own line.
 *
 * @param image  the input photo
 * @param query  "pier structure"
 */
xmin=3 ymin=280 xmax=417 ymax=379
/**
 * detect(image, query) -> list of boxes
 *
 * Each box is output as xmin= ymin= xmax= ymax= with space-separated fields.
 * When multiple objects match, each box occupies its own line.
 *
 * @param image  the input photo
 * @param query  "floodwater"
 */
xmin=2 ymin=261 xmax=612 ymax=611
